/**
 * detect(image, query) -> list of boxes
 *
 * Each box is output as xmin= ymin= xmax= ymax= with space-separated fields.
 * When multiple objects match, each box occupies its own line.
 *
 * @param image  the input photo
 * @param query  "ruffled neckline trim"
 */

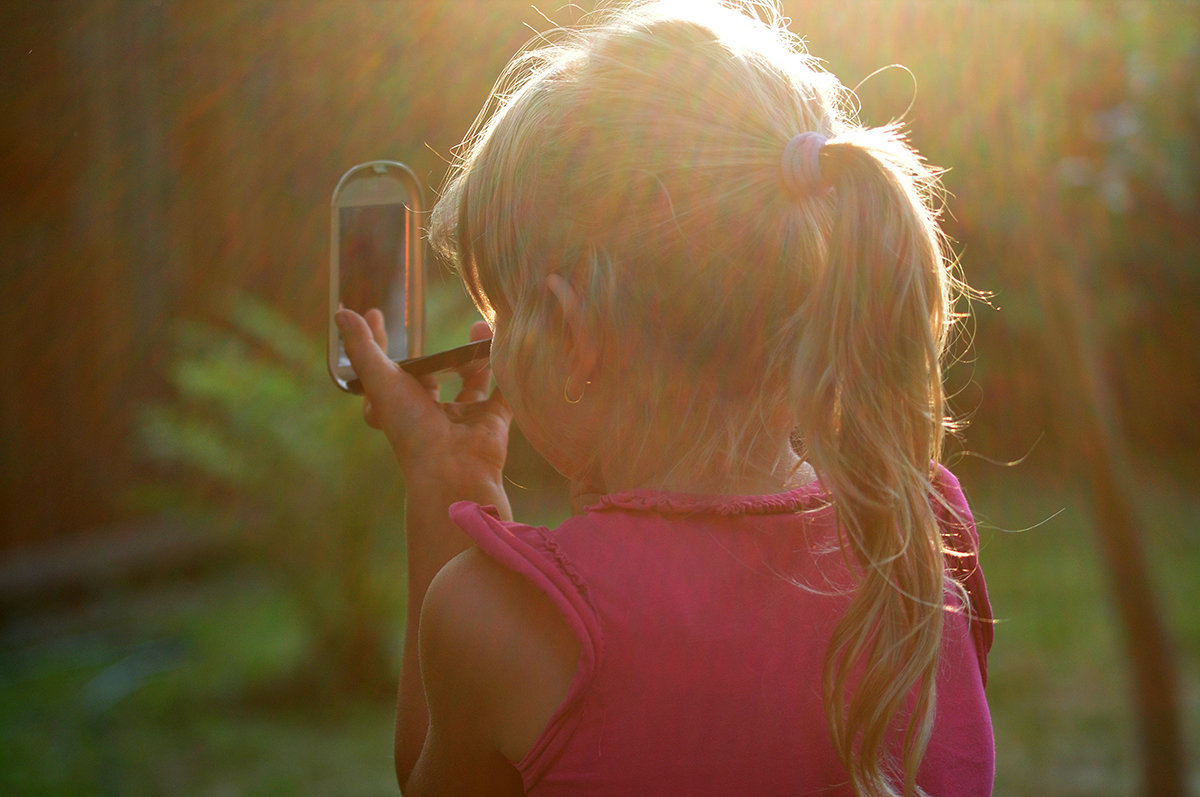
xmin=585 ymin=477 xmax=830 ymax=516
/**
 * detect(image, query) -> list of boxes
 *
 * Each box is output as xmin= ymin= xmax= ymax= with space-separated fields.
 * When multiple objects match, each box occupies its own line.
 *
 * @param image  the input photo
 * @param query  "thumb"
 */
xmin=481 ymin=382 xmax=514 ymax=427
xmin=468 ymin=319 xmax=492 ymax=342
xmin=335 ymin=308 xmax=400 ymax=397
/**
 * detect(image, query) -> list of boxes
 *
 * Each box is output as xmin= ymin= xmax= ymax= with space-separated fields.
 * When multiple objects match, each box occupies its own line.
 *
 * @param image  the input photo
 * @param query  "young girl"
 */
xmin=336 ymin=2 xmax=993 ymax=795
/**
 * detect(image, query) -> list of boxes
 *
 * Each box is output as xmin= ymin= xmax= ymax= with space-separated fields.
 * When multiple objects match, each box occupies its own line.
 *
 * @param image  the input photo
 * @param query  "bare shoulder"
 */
xmin=420 ymin=546 xmax=581 ymax=763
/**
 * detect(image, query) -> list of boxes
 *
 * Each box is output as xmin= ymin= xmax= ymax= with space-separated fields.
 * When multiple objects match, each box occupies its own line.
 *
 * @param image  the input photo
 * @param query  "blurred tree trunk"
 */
xmin=0 ymin=0 xmax=173 ymax=543
xmin=1033 ymin=190 xmax=1186 ymax=797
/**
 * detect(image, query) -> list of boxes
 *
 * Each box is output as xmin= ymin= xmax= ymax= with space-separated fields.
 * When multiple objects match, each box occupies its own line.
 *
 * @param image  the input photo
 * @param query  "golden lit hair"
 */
xmin=429 ymin=2 xmax=968 ymax=794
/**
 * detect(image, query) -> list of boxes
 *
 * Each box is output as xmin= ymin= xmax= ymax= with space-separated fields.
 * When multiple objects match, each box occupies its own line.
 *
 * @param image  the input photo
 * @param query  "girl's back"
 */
xmin=452 ymin=466 xmax=992 ymax=796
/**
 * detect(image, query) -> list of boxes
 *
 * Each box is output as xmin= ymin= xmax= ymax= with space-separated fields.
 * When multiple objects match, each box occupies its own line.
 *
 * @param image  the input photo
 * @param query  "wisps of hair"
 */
xmin=796 ymin=126 xmax=962 ymax=797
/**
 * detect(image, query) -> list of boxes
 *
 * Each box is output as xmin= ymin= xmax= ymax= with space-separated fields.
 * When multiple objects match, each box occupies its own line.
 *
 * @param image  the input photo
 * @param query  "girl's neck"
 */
xmin=600 ymin=442 xmax=814 ymax=498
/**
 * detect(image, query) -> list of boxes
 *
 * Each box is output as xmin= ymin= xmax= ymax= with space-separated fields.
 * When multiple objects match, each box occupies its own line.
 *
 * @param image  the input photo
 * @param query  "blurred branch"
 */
xmin=1031 ymin=186 xmax=1187 ymax=797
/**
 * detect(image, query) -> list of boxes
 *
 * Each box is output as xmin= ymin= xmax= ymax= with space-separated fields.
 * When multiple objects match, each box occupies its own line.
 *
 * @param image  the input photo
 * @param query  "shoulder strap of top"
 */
xmin=448 ymin=501 xmax=602 ymax=785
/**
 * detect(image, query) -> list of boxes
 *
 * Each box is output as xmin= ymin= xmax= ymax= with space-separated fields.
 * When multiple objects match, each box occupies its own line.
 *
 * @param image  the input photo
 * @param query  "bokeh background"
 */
xmin=2 ymin=1 xmax=1197 ymax=794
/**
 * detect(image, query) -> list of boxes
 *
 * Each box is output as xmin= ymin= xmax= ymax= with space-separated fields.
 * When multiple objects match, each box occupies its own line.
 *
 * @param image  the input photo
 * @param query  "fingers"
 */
xmin=483 ymin=384 xmax=513 ymax=425
xmin=454 ymin=319 xmax=495 ymax=403
xmin=359 ymin=308 xmax=437 ymax=402
xmin=337 ymin=307 xmax=434 ymax=424
xmin=419 ymin=373 xmax=441 ymax=404
xmin=335 ymin=309 xmax=398 ymax=397
xmin=456 ymin=356 xmax=491 ymax=401
xmin=361 ymin=396 xmax=382 ymax=430
xmin=454 ymin=381 xmax=489 ymax=404
xmin=341 ymin=306 xmax=498 ymax=414
xmin=445 ymin=386 xmax=513 ymax=436
xmin=336 ymin=309 xmax=515 ymax=483
xmin=468 ymin=319 xmax=492 ymax=342
xmin=365 ymin=307 xmax=389 ymax=351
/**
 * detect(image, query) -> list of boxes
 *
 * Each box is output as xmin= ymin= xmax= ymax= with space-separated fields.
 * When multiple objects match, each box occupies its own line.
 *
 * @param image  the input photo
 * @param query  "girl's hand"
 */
xmin=339 ymin=309 xmax=516 ymax=784
xmin=335 ymin=308 xmax=513 ymax=515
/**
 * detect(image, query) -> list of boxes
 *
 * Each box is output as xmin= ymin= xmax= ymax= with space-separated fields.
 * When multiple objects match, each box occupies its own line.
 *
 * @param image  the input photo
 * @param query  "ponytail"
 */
xmin=795 ymin=126 xmax=955 ymax=797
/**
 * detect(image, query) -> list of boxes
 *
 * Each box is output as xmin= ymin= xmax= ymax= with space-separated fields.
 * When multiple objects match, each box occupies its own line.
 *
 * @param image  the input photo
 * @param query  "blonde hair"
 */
xmin=429 ymin=2 xmax=965 ymax=794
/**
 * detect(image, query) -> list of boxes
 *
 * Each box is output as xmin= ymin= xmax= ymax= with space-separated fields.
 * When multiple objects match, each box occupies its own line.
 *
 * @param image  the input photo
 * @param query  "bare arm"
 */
xmin=406 ymin=547 xmax=579 ymax=796
xmin=335 ymin=309 xmax=514 ymax=788
xmin=393 ymin=475 xmax=510 ymax=786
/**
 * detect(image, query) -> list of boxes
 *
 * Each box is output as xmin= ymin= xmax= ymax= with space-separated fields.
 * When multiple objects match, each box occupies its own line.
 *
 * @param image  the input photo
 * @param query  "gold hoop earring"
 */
xmin=564 ymin=378 xmax=589 ymax=405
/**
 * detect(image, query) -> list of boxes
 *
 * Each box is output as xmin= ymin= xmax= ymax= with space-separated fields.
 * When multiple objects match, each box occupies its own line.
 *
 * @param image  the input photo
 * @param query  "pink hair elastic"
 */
xmin=781 ymin=131 xmax=828 ymax=199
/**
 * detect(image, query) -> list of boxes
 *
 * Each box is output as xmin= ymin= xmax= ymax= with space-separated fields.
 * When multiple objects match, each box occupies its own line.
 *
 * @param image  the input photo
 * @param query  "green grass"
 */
xmin=1 ymin=469 xmax=1196 ymax=795
xmin=0 ymin=569 xmax=397 ymax=796
xmin=966 ymin=464 xmax=1200 ymax=796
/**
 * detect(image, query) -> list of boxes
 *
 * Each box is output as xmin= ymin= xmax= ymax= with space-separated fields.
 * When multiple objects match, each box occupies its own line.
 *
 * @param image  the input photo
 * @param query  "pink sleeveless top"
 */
xmin=450 ymin=466 xmax=994 ymax=796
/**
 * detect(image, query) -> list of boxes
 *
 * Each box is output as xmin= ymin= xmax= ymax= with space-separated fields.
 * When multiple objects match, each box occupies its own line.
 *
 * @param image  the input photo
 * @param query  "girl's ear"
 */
xmin=545 ymin=273 xmax=599 ymax=385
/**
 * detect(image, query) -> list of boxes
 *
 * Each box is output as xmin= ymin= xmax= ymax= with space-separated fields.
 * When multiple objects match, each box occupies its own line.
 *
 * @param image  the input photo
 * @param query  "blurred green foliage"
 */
xmin=133 ymin=294 xmax=405 ymax=696
xmin=6 ymin=0 xmax=1199 ymax=538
